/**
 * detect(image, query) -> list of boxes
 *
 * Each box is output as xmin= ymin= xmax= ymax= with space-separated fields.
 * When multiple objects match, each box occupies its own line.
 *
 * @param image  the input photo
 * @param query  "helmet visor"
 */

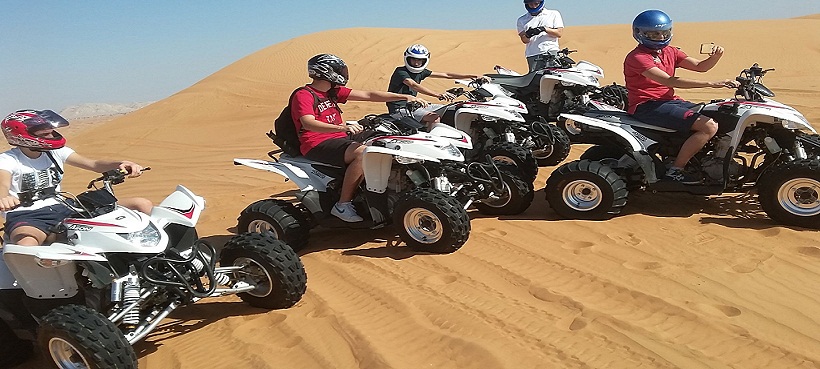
xmin=641 ymin=29 xmax=672 ymax=41
xmin=407 ymin=57 xmax=426 ymax=68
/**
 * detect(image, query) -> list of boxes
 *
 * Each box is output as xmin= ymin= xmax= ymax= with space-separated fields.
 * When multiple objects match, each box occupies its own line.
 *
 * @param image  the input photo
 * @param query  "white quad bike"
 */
xmin=446 ymin=80 xmax=572 ymax=169
xmin=545 ymin=64 xmax=820 ymax=228
xmin=235 ymin=119 xmax=534 ymax=254
xmin=487 ymin=48 xmax=629 ymax=164
xmin=399 ymin=94 xmax=541 ymax=183
xmin=0 ymin=169 xmax=307 ymax=368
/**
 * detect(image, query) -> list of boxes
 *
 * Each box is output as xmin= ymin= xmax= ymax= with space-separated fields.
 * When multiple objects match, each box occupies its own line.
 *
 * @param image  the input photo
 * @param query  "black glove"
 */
xmin=525 ymin=26 xmax=546 ymax=38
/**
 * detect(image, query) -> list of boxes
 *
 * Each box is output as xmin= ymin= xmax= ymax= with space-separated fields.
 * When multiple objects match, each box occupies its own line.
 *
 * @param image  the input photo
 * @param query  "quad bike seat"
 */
xmin=486 ymin=70 xmax=543 ymax=88
xmin=280 ymin=154 xmax=346 ymax=179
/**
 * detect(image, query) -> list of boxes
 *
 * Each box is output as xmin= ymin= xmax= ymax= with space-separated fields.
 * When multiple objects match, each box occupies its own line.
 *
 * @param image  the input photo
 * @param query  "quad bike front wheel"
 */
xmin=393 ymin=188 xmax=471 ymax=253
xmin=545 ymin=160 xmax=629 ymax=220
xmin=38 ymin=304 xmax=137 ymax=369
xmin=474 ymin=170 xmax=534 ymax=215
xmin=237 ymin=199 xmax=311 ymax=252
xmin=532 ymin=123 xmax=571 ymax=167
xmin=485 ymin=142 xmax=539 ymax=183
xmin=220 ymin=232 xmax=307 ymax=309
xmin=758 ymin=159 xmax=820 ymax=229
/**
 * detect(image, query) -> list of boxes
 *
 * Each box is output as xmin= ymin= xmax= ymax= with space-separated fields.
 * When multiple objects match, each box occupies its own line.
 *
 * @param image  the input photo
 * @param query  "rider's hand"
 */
xmin=344 ymin=123 xmax=364 ymax=135
xmin=711 ymin=79 xmax=740 ymax=89
xmin=407 ymin=96 xmax=429 ymax=108
xmin=119 ymin=161 xmax=144 ymax=177
xmin=709 ymin=45 xmax=725 ymax=57
xmin=0 ymin=195 xmax=20 ymax=211
xmin=439 ymin=92 xmax=456 ymax=102
xmin=524 ymin=27 xmax=544 ymax=38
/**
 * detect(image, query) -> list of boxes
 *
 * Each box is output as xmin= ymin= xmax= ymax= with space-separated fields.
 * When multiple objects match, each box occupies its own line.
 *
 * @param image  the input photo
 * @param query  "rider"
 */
xmin=0 ymin=110 xmax=153 ymax=246
xmin=624 ymin=9 xmax=739 ymax=184
xmin=294 ymin=54 xmax=428 ymax=222
xmin=517 ymin=0 xmax=564 ymax=72
xmin=387 ymin=44 xmax=485 ymax=123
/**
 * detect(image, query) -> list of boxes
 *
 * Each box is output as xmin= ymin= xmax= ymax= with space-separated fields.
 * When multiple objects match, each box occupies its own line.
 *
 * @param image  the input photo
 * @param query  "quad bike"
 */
xmin=545 ymin=63 xmax=820 ymax=228
xmin=445 ymin=80 xmax=572 ymax=168
xmin=486 ymin=48 xmax=629 ymax=162
xmin=397 ymin=93 xmax=541 ymax=182
xmin=0 ymin=169 xmax=307 ymax=368
xmin=235 ymin=118 xmax=534 ymax=254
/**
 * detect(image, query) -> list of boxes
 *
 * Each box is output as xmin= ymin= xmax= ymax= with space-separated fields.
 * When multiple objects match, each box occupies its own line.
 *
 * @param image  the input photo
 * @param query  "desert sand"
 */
xmin=10 ymin=15 xmax=820 ymax=369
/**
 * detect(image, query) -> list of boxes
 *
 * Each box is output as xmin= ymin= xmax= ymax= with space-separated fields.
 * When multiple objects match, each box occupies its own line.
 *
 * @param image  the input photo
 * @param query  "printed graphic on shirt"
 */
xmin=20 ymin=167 xmax=61 ymax=193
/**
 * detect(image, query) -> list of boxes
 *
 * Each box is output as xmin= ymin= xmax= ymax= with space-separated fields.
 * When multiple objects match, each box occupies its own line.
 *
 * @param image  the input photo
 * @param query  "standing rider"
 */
xmin=517 ymin=0 xmax=564 ymax=72
xmin=624 ymin=9 xmax=738 ymax=184
xmin=293 ymin=54 xmax=428 ymax=222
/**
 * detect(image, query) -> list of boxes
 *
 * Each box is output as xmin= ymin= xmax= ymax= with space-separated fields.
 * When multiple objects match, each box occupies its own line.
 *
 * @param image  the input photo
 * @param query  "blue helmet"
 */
xmin=524 ymin=0 xmax=544 ymax=16
xmin=632 ymin=10 xmax=673 ymax=50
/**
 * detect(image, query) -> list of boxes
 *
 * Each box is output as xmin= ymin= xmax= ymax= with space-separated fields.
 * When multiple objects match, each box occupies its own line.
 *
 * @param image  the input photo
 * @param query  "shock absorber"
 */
xmin=179 ymin=247 xmax=230 ymax=286
xmin=121 ymin=271 xmax=141 ymax=326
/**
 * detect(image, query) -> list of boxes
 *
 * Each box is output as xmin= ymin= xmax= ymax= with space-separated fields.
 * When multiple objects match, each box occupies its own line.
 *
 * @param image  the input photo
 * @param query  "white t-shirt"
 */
xmin=516 ymin=9 xmax=564 ymax=57
xmin=0 ymin=147 xmax=75 ymax=215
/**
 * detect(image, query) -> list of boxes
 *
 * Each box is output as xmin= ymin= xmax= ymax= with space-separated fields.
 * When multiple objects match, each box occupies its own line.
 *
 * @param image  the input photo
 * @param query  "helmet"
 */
xmin=2 ymin=110 xmax=69 ymax=150
xmin=403 ymin=44 xmax=430 ymax=74
xmin=524 ymin=0 xmax=544 ymax=16
xmin=307 ymin=54 xmax=349 ymax=86
xmin=632 ymin=10 xmax=673 ymax=50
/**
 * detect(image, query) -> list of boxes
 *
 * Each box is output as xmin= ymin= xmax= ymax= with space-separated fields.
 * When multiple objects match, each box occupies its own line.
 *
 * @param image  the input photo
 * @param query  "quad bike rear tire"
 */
xmin=220 ymin=232 xmax=308 ymax=309
xmin=533 ymin=123 xmax=571 ymax=167
xmin=237 ymin=199 xmax=311 ymax=252
xmin=474 ymin=170 xmax=534 ymax=215
xmin=393 ymin=188 xmax=471 ymax=253
xmin=38 ymin=304 xmax=137 ymax=369
xmin=545 ymin=160 xmax=629 ymax=220
xmin=758 ymin=158 xmax=820 ymax=229
xmin=485 ymin=142 xmax=539 ymax=183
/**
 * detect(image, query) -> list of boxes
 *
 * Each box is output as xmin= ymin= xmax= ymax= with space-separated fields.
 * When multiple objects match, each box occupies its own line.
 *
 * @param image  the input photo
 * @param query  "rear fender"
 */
xmin=561 ymin=114 xmax=654 ymax=152
xmin=233 ymin=158 xmax=330 ymax=192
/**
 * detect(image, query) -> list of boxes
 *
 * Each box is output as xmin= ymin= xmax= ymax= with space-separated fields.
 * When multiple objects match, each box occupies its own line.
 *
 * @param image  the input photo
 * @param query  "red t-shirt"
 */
xmin=623 ymin=45 xmax=688 ymax=114
xmin=290 ymin=85 xmax=352 ymax=155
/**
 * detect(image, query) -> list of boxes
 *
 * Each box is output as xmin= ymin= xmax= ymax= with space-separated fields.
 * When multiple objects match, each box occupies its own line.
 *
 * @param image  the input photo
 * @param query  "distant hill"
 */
xmin=59 ymin=102 xmax=154 ymax=120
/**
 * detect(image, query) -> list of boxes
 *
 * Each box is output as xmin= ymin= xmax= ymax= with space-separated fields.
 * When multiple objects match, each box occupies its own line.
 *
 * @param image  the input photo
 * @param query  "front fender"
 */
xmin=732 ymin=105 xmax=817 ymax=150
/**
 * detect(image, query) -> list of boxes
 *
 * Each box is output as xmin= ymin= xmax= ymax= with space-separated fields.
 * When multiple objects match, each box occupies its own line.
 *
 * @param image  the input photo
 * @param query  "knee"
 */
xmin=695 ymin=118 xmax=718 ymax=137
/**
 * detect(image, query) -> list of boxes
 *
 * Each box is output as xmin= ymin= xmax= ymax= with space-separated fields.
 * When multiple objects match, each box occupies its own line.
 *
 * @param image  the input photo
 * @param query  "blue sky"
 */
xmin=2 ymin=1 xmax=819 ymax=115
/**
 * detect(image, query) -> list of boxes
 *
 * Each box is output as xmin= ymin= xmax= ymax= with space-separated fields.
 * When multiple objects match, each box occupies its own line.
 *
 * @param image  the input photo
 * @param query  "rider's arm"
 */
xmin=65 ymin=153 xmax=144 ymax=177
xmin=430 ymin=71 xmax=480 ymax=80
xmin=298 ymin=114 xmax=354 ymax=133
xmin=347 ymin=89 xmax=429 ymax=107
xmin=641 ymin=67 xmax=735 ymax=89
xmin=0 ymin=170 xmax=19 ymax=211
xmin=398 ymin=78 xmax=443 ymax=99
xmin=678 ymin=45 xmax=725 ymax=73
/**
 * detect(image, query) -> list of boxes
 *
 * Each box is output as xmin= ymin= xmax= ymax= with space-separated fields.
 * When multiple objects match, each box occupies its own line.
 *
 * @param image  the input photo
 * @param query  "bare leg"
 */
xmin=119 ymin=197 xmax=154 ymax=214
xmin=673 ymin=116 xmax=718 ymax=168
xmin=339 ymin=143 xmax=365 ymax=203
xmin=9 ymin=226 xmax=48 ymax=246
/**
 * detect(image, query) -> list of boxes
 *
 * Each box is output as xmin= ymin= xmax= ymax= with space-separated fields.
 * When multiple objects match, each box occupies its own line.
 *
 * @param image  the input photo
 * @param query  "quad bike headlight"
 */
xmin=480 ymin=115 xmax=499 ymax=122
xmin=119 ymin=222 xmax=161 ymax=248
xmin=443 ymin=143 xmax=462 ymax=157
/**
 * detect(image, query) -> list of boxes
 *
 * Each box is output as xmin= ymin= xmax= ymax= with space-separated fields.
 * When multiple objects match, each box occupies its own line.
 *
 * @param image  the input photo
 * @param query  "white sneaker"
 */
xmin=331 ymin=201 xmax=363 ymax=222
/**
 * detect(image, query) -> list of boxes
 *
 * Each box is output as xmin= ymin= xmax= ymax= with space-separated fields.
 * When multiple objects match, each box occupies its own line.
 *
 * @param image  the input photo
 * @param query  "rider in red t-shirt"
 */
xmin=624 ymin=10 xmax=738 ymax=184
xmin=291 ymin=54 xmax=428 ymax=222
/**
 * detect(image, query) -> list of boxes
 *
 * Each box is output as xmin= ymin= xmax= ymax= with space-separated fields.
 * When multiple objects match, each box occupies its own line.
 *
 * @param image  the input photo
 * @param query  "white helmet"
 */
xmin=404 ymin=44 xmax=430 ymax=74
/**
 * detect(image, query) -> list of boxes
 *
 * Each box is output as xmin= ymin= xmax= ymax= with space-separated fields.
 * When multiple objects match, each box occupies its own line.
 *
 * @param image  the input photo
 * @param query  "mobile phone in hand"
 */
xmin=700 ymin=43 xmax=715 ymax=54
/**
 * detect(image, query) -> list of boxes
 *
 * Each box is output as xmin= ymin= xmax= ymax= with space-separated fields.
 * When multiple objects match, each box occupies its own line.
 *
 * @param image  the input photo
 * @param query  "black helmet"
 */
xmin=307 ymin=54 xmax=349 ymax=86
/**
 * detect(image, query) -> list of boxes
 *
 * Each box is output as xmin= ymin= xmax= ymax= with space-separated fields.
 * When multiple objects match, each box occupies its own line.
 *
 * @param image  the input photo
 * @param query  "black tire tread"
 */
xmin=545 ymin=159 xmax=629 ymax=220
xmin=486 ymin=141 xmax=539 ymax=183
xmin=757 ymin=158 xmax=820 ymax=229
xmin=393 ymin=188 xmax=471 ymax=253
xmin=238 ymin=199 xmax=310 ymax=251
xmin=535 ymin=124 xmax=572 ymax=167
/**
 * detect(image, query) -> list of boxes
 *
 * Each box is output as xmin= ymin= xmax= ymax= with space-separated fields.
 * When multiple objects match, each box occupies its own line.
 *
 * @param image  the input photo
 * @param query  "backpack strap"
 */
xmin=45 ymin=150 xmax=64 ymax=175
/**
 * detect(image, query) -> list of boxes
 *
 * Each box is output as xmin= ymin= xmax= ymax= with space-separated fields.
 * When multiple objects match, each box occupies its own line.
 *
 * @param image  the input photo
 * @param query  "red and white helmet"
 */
xmin=2 ymin=110 xmax=70 ymax=150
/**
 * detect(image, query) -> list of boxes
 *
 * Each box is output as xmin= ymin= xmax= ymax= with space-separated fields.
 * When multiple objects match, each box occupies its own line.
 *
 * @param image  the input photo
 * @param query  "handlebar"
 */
xmin=735 ymin=63 xmax=775 ymax=101
xmin=87 ymin=167 xmax=151 ymax=189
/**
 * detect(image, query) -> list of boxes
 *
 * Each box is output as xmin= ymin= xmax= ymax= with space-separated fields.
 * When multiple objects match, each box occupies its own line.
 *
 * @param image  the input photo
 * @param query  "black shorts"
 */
xmin=633 ymin=100 xmax=701 ymax=132
xmin=304 ymin=137 xmax=356 ymax=167
xmin=4 ymin=204 xmax=76 ymax=234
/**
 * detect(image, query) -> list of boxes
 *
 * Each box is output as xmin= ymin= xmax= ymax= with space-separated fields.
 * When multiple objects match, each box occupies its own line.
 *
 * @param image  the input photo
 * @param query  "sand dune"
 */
xmin=11 ymin=16 xmax=820 ymax=369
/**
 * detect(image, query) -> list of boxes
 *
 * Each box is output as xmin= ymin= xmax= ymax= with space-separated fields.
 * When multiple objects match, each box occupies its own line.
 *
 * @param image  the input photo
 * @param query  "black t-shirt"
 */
xmin=386 ymin=67 xmax=432 ymax=113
